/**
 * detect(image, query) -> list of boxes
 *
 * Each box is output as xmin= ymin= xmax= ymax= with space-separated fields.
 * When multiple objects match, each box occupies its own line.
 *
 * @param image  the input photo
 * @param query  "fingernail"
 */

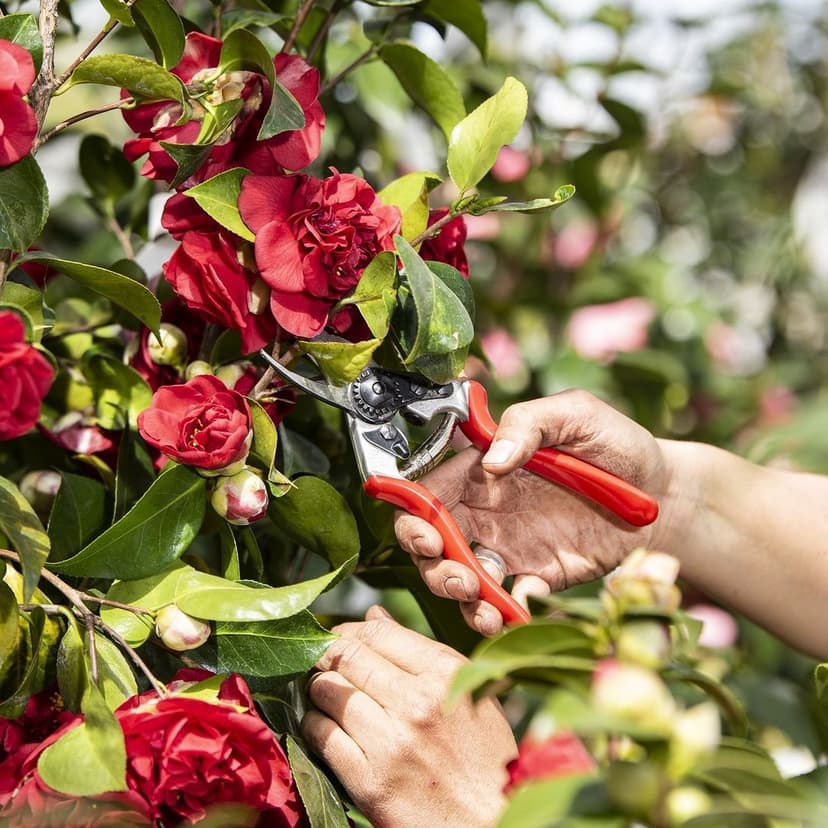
xmin=411 ymin=537 xmax=432 ymax=557
xmin=368 ymin=604 xmax=393 ymax=620
xmin=445 ymin=576 xmax=470 ymax=601
xmin=482 ymin=439 xmax=516 ymax=466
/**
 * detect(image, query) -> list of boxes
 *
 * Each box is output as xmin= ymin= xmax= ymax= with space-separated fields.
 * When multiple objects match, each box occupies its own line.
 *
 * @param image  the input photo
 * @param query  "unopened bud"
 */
xmin=616 ymin=620 xmax=672 ymax=669
xmin=184 ymin=360 xmax=213 ymax=380
xmin=19 ymin=470 xmax=62 ymax=519
xmin=214 ymin=361 xmax=249 ymax=389
xmin=147 ymin=323 xmax=188 ymax=368
xmin=668 ymin=702 xmax=720 ymax=777
xmin=591 ymin=659 xmax=675 ymax=732
xmin=211 ymin=468 xmax=268 ymax=525
xmin=606 ymin=761 xmax=663 ymax=817
xmin=155 ymin=605 xmax=211 ymax=651
xmin=665 ymin=786 xmax=713 ymax=825
xmin=603 ymin=549 xmax=682 ymax=613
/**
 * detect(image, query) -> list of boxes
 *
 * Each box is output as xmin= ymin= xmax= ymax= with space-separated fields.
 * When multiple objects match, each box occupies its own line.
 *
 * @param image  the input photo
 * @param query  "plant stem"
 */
xmin=282 ymin=0 xmax=317 ymax=55
xmin=252 ymin=343 xmax=295 ymax=400
xmin=94 ymin=615 xmax=168 ymax=698
xmin=306 ymin=0 xmax=346 ymax=65
xmin=28 ymin=0 xmax=59 ymax=128
xmin=320 ymin=46 xmax=378 ymax=96
xmin=410 ymin=208 xmax=458 ymax=248
xmin=36 ymin=98 xmax=135 ymax=149
xmin=53 ymin=16 xmax=122 ymax=91
xmin=85 ymin=613 xmax=99 ymax=684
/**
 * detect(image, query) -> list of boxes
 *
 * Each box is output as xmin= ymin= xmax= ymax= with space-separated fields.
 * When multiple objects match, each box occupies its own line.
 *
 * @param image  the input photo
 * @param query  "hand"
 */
xmin=395 ymin=389 xmax=670 ymax=635
xmin=301 ymin=606 xmax=517 ymax=828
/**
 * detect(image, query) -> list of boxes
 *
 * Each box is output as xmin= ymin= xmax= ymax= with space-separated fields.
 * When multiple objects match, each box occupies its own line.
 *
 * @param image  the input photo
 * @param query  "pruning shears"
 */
xmin=259 ymin=351 xmax=659 ymax=626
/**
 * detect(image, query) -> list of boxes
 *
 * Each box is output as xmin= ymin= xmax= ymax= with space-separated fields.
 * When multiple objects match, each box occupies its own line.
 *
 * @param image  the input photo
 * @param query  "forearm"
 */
xmin=654 ymin=439 xmax=828 ymax=658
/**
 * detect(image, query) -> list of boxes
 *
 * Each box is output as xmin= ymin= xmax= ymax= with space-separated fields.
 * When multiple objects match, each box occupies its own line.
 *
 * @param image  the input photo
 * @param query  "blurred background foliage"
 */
xmin=34 ymin=0 xmax=828 ymax=780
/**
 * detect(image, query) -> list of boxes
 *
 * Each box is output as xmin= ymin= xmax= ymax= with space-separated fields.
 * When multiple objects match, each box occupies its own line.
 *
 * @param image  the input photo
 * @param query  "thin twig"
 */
xmin=36 ymin=98 xmax=134 ymax=149
xmin=282 ymin=0 xmax=317 ymax=55
xmin=85 ymin=614 xmax=99 ymax=684
xmin=410 ymin=208 xmax=459 ymax=248
xmin=306 ymin=0 xmax=346 ymax=64
xmin=106 ymin=215 xmax=135 ymax=259
xmin=94 ymin=615 xmax=169 ymax=697
xmin=252 ymin=342 xmax=295 ymax=400
xmin=319 ymin=46 xmax=378 ymax=96
xmin=28 ymin=0 xmax=59 ymax=128
xmin=53 ymin=18 xmax=117 ymax=91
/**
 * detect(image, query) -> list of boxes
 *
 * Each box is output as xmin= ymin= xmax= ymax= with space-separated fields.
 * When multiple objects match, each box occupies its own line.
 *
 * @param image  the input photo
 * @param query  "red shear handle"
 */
xmin=460 ymin=381 xmax=659 ymax=527
xmin=364 ymin=474 xmax=531 ymax=626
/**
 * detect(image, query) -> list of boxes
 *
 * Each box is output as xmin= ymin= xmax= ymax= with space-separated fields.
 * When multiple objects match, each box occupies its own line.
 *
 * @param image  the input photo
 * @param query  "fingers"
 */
xmin=415 ymin=556 xmax=481 ymax=602
xmin=459 ymin=599 xmax=505 ymax=637
xmin=511 ymin=574 xmax=551 ymax=609
xmin=306 ymin=671 xmax=387 ymax=739
xmin=301 ymin=709 xmax=367 ymax=779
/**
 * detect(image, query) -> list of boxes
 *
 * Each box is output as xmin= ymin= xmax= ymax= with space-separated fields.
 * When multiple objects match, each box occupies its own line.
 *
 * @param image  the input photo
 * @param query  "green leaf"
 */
xmin=379 ymin=42 xmax=465 ymax=139
xmin=267 ymin=476 xmax=360 ymax=569
xmin=50 ymin=465 xmax=206 ymax=580
xmin=56 ymin=619 xmax=87 ymax=711
xmin=114 ymin=428 xmax=157 ymax=520
xmin=287 ymin=735 xmax=351 ymax=828
xmin=17 ymin=253 xmax=161 ymax=337
xmin=218 ymin=29 xmax=305 ymax=140
xmin=340 ymin=250 xmax=398 ymax=339
xmin=475 ymin=186 xmax=576 ymax=214
xmin=219 ymin=521 xmax=241 ymax=580
xmin=66 ymin=53 xmax=185 ymax=102
xmin=426 ymin=261 xmax=474 ymax=321
xmin=298 ymin=337 xmax=382 ymax=385
xmin=0 ymin=477 xmax=49 ymax=601
xmin=81 ymin=348 xmax=153 ymax=430
xmin=0 ymin=608 xmax=47 ymax=718
xmin=161 ymin=141 xmax=216 ymax=188
xmin=422 ymin=0 xmax=487 ymax=57
xmin=99 ymin=0 xmax=134 ymax=27
xmin=0 ymin=579 xmax=20 ymax=683
xmin=220 ymin=9 xmax=286 ymax=37
xmin=379 ymin=172 xmax=442 ymax=241
xmin=79 ymin=134 xmax=135 ymax=210
xmin=47 ymin=473 xmax=108 ymax=563
xmin=93 ymin=632 xmax=138 ymax=709
xmin=0 ymin=156 xmax=49 ymax=253
xmin=0 ymin=281 xmax=52 ymax=341
xmin=248 ymin=398 xmax=279 ymax=475
xmin=216 ymin=611 xmax=335 ymax=677
xmin=0 ymin=13 xmax=43 ymax=70
xmin=174 ymin=562 xmax=354 ymax=622
xmin=394 ymin=235 xmax=473 ymax=382
xmin=447 ymin=76 xmax=527 ymax=193
xmin=497 ymin=775 xmax=613 ymax=828
xmin=132 ymin=0 xmax=185 ymax=68
xmin=185 ymin=168 xmax=255 ymax=242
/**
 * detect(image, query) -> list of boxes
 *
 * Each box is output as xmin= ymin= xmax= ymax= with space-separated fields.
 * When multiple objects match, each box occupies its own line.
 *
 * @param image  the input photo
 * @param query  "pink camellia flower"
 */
xmin=566 ymin=297 xmax=656 ymax=363
xmin=163 ymin=230 xmax=279 ymax=353
xmin=122 ymin=32 xmax=324 ymax=184
xmin=480 ymin=327 xmax=526 ymax=383
xmin=419 ymin=208 xmax=469 ymax=276
xmin=239 ymin=171 xmax=401 ymax=338
xmin=554 ymin=218 xmax=600 ymax=269
xmin=686 ymin=603 xmax=739 ymax=649
xmin=505 ymin=731 xmax=595 ymax=791
xmin=491 ymin=146 xmax=531 ymax=183
xmin=591 ymin=658 xmax=675 ymax=731
xmin=0 ymin=310 xmax=54 ymax=441
xmin=0 ymin=40 xmax=37 ymax=167
xmin=211 ymin=467 xmax=269 ymax=525
xmin=155 ymin=604 xmax=211 ymax=651
xmin=137 ymin=374 xmax=253 ymax=474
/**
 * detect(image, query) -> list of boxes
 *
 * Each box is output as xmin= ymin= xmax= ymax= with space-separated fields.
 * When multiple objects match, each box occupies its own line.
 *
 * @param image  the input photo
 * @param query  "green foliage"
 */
xmin=0 ymin=156 xmax=49 ymax=252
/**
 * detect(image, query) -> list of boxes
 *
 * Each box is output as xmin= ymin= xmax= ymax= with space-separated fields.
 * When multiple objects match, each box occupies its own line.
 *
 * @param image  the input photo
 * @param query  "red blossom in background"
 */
xmin=505 ymin=731 xmax=596 ymax=791
xmin=239 ymin=170 xmax=401 ymax=338
xmin=419 ymin=208 xmax=469 ymax=277
xmin=0 ymin=310 xmax=54 ymax=441
xmin=0 ymin=39 xmax=37 ymax=167
xmin=137 ymin=374 xmax=253 ymax=472
xmin=122 ymin=32 xmax=324 ymax=185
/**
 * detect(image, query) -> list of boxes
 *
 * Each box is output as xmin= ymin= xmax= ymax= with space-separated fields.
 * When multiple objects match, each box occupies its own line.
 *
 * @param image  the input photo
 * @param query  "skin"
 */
xmin=301 ymin=605 xmax=517 ymax=828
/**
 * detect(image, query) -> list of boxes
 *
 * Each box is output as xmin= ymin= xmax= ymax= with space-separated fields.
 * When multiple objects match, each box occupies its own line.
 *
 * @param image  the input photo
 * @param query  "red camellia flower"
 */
xmin=137 ymin=374 xmax=253 ymax=472
xmin=419 ymin=208 xmax=470 ymax=277
xmin=122 ymin=32 xmax=324 ymax=184
xmin=0 ymin=39 xmax=37 ymax=167
xmin=239 ymin=171 xmax=401 ymax=337
xmin=505 ymin=731 xmax=596 ymax=791
xmin=163 ymin=230 xmax=279 ymax=353
xmin=0 ymin=310 xmax=54 ymax=441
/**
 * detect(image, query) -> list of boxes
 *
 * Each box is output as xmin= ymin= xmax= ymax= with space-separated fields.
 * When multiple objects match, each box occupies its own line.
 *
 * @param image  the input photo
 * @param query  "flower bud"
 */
xmin=155 ymin=605 xmax=211 ymax=651
xmin=615 ymin=620 xmax=672 ymax=669
xmin=591 ymin=659 xmax=675 ymax=732
xmin=668 ymin=702 xmax=720 ymax=777
xmin=211 ymin=468 xmax=268 ymax=525
xmin=603 ymin=549 xmax=682 ymax=614
xmin=214 ymin=361 xmax=249 ymax=389
xmin=606 ymin=760 xmax=663 ymax=817
xmin=665 ymin=786 xmax=713 ymax=825
xmin=19 ymin=470 xmax=62 ymax=519
xmin=184 ymin=360 xmax=213 ymax=380
xmin=147 ymin=323 xmax=188 ymax=368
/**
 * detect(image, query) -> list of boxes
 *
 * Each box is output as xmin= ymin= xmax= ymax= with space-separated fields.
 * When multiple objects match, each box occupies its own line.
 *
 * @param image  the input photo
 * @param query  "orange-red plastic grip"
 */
xmin=364 ymin=474 xmax=531 ymax=626
xmin=459 ymin=381 xmax=659 ymax=527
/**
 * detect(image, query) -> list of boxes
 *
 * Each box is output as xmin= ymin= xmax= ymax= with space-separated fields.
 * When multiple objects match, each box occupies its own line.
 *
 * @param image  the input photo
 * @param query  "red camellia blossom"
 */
xmin=0 ymin=310 xmax=54 ymax=441
xmin=137 ymin=374 xmax=253 ymax=472
xmin=122 ymin=32 xmax=324 ymax=184
xmin=163 ymin=230 xmax=279 ymax=353
xmin=239 ymin=171 xmax=401 ymax=337
xmin=419 ymin=208 xmax=469 ymax=277
xmin=0 ymin=39 xmax=37 ymax=167
xmin=505 ymin=731 xmax=596 ymax=791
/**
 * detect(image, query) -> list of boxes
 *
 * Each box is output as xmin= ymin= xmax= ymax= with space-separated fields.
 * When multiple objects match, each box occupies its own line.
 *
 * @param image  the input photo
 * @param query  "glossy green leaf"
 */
xmin=50 ymin=465 xmax=206 ymax=580
xmin=497 ymin=775 xmax=613 ymax=828
xmin=249 ymin=397 xmax=280 ymax=475
xmin=287 ymin=735 xmax=351 ymax=828
xmin=0 ymin=281 xmax=52 ymax=341
xmin=0 ymin=579 xmax=20 ymax=682
xmin=475 ymin=185 xmax=576 ymax=214
xmin=218 ymin=29 xmax=305 ymax=140
xmin=132 ymin=0 xmax=185 ymax=68
xmin=17 ymin=253 xmax=161 ymax=337
xmin=379 ymin=172 xmax=441 ymax=241
xmin=278 ymin=427 xmax=331 ymax=478
xmin=99 ymin=0 xmax=134 ymax=26
xmin=395 ymin=235 xmax=473 ymax=382
xmin=220 ymin=8 xmax=286 ymax=37
xmin=174 ymin=562 xmax=353 ymax=622
xmin=0 ymin=13 xmax=43 ymax=69
xmin=161 ymin=141 xmax=215 ymax=188
xmin=114 ymin=428 xmax=156 ymax=520
xmin=426 ymin=261 xmax=474 ymax=321
xmin=219 ymin=522 xmax=241 ymax=581
xmin=79 ymin=134 xmax=135 ymax=210
xmin=216 ymin=611 xmax=335 ymax=677
xmin=379 ymin=42 xmax=465 ymax=139
xmin=0 ymin=155 xmax=48 ymax=253
xmin=66 ymin=53 xmax=185 ymax=102
xmin=267 ymin=475 xmax=360 ymax=570
xmin=81 ymin=348 xmax=153 ymax=430
xmin=185 ymin=168 xmax=255 ymax=241
xmin=56 ymin=620 xmax=87 ymax=711
xmin=447 ymin=76 xmax=527 ymax=193
xmin=0 ymin=476 xmax=49 ymax=601
xmin=38 ymin=668 xmax=127 ymax=796
xmin=340 ymin=250 xmax=398 ymax=339
xmin=47 ymin=473 xmax=108 ymax=563
xmin=298 ymin=337 xmax=382 ymax=385
xmin=422 ymin=0 xmax=487 ymax=57
xmin=93 ymin=632 xmax=138 ymax=709
xmin=0 ymin=608 xmax=47 ymax=718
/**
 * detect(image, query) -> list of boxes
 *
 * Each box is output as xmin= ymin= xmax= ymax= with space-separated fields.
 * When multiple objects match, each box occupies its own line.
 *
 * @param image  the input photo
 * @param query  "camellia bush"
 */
xmin=2 ymin=0 xmax=828 ymax=825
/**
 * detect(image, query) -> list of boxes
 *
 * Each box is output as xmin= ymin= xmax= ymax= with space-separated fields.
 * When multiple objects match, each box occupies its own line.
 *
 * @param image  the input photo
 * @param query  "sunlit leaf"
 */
xmin=0 ymin=477 xmax=49 ymax=601
xmin=0 ymin=156 xmax=48 ymax=253
xmin=184 ymin=168 xmax=255 ymax=241
xmin=287 ymin=735 xmax=351 ymax=828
